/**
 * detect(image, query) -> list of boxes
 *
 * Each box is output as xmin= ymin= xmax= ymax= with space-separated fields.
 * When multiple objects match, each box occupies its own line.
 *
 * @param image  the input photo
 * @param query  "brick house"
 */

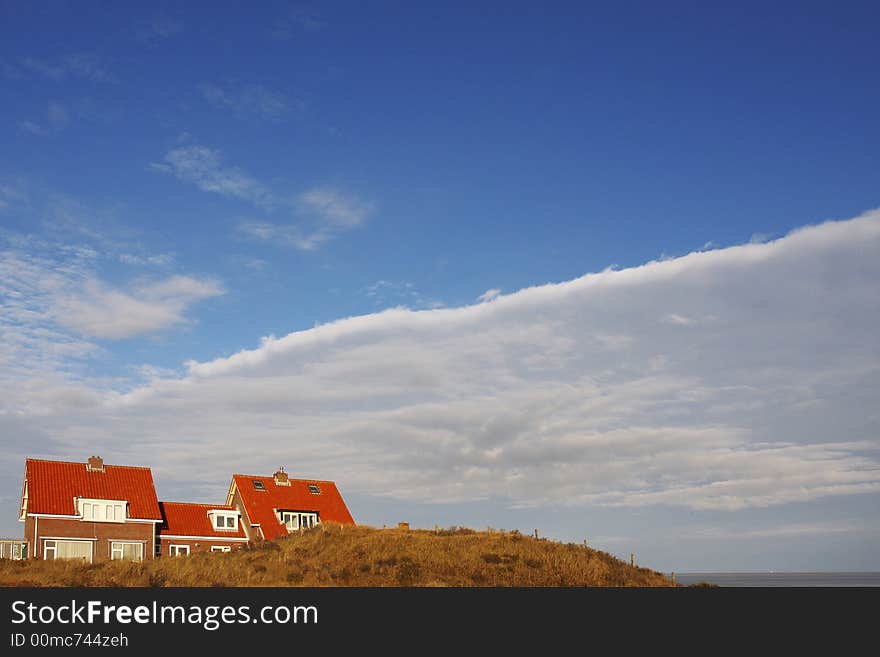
xmin=19 ymin=457 xmax=163 ymax=563
xmin=226 ymin=467 xmax=355 ymax=541
xmin=157 ymin=502 xmax=249 ymax=556
xmin=18 ymin=457 xmax=356 ymax=561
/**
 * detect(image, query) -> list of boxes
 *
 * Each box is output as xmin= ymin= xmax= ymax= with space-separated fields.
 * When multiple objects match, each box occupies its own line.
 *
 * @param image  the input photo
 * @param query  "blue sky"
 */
xmin=1 ymin=2 xmax=879 ymax=571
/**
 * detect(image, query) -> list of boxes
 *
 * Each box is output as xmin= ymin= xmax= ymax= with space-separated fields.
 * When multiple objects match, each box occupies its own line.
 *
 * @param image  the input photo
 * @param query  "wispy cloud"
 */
xmin=153 ymin=141 xmax=373 ymax=249
xmin=298 ymin=187 xmax=372 ymax=229
xmin=136 ymin=15 xmax=182 ymax=42
xmin=198 ymin=83 xmax=297 ymax=121
xmin=272 ymin=6 xmax=326 ymax=38
xmin=18 ymin=101 xmax=69 ymax=137
xmin=16 ymin=54 xmax=112 ymax=82
xmin=478 ymin=288 xmax=501 ymax=303
xmin=1 ymin=234 xmax=222 ymax=343
xmin=118 ymin=252 xmax=175 ymax=267
xmin=151 ymin=145 xmax=272 ymax=207
xmin=54 ymin=276 xmax=223 ymax=339
xmin=238 ymin=187 xmax=373 ymax=251
xmin=362 ymin=280 xmax=444 ymax=310
xmin=0 ymin=180 xmax=27 ymax=211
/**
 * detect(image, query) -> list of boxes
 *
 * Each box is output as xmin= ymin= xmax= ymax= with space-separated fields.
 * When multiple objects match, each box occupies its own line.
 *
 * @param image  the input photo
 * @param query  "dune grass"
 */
xmin=0 ymin=524 xmax=674 ymax=587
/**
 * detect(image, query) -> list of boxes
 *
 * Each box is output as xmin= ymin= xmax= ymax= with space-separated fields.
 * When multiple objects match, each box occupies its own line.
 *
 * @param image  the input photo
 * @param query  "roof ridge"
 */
xmin=233 ymin=473 xmax=337 ymax=483
xmin=26 ymin=458 xmax=152 ymax=471
xmin=160 ymin=501 xmax=235 ymax=508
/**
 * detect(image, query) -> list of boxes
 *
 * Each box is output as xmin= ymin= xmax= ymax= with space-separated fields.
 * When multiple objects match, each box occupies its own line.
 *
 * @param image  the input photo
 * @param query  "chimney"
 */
xmin=273 ymin=466 xmax=290 ymax=486
xmin=86 ymin=456 xmax=104 ymax=472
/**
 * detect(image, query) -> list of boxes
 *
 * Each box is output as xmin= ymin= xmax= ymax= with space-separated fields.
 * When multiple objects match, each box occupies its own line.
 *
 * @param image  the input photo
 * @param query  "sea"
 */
xmin=672 ymin=572 xmax=880 ymax=587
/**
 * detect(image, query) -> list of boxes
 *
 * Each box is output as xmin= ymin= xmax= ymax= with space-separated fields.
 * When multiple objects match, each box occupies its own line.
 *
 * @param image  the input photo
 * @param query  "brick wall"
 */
xmin=27 ymin=516 xmax=156 ymax=561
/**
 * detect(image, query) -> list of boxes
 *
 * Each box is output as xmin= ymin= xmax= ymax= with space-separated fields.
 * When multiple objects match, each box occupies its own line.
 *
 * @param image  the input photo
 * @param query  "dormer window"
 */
xmin=252 ymin=479 xmax=266 ymax=491
xmin=278 ymin=511 xmax=319 ymax=531
xmin=209 ymin=511 xmax=239 ymax=532
xmin=78 ymin=498 xmax=126 ymax=522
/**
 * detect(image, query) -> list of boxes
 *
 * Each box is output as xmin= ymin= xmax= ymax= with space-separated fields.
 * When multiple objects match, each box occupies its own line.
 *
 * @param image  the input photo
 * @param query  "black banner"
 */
xmin=0 ymin=587 xmax=875 ymax=651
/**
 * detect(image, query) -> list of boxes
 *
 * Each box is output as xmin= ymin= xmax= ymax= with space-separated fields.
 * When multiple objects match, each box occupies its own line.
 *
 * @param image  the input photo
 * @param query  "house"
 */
xmin=157 ymin=502 xmax=249 ymax=556
xmin=18 ymin=456 xmax=357 ymax=561
xmin=19 ymin=457 xmax=163 ymax=562
xmin=226 ymin=467 xmax=355 ymax=541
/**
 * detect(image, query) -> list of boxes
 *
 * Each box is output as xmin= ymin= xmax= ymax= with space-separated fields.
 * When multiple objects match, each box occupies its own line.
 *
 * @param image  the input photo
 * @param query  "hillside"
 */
xmin=0 ymin=525 xmax=674 ymax=587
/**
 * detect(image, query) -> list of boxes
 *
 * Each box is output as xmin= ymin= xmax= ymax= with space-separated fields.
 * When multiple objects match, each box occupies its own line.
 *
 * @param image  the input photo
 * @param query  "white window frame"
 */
xmin=209 ymin=511 xmax=239 ymax=532
xmin=279 ymin=511 xmax=319 ymax=532
xmin=43 ymin=539 xmax=93 ymax=562
xmin=169 ymin=544 xmax=190 ymax=557
xmin=77 ymin=498 xmax=127 ymax=523
xmin=110 ymin=541 xmax=144 ymax=561
xmin=211 ymin=545 xmax=231 ymax=553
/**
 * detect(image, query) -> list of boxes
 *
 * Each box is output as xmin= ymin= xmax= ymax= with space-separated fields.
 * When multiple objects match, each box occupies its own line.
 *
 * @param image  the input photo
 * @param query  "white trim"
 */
xmin=225 ymin=480 xmax=237 ymax=507
xmin=19 ymin=479 xmax=28 ymax=521
xmin=110 ymin=541 xmax=144 ymax=561
xmin=210 ymin=545 xmax=232 ymax=553
xmin=26 ymin=513 xmax=161 ymax=523
xmin=42 ymin=538 xmax=94 ymax=563
xmin=169 ymin=544 xmax=190 ymax=556
xmin=160 ymin=534 xmax=248 ymax=542
xmin=33 ymin=516 xmax=38 ymax=559
xmin=39 ymin=536 xmax=99 ymax=541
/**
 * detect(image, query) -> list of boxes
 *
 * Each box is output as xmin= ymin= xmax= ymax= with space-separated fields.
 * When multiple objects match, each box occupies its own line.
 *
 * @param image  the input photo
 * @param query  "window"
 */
xmin=169 ymin=545 xmax=190 ymax=557
xmin=252 ymin=480 xmax=265 ymax=490
xmin=111 ymin=542 xmax=143 ymax=561
xmin=78 ymin=498 xmax=126 ymax=523
xmin=210 ymin=512 xmax=239 ymax=531
xmin=43 ymin=539 xmax=92 ymax=562
xmin=211 ymin=545 xmax=231 ymax=553
xmin=307 ymin=484 xmax=321 ymax=495
xmin=279 ymin=511 xmax=319 ymax=532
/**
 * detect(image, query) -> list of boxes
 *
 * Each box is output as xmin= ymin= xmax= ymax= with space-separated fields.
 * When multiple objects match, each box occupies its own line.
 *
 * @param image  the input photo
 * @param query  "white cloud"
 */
xmin=478 ymin=288 xmax=501 ymax=303
xmin=3 ymin=209 xmax=878 ymax=533
xmin=5 ymin=209 xmax=874 ymax=516
xmin=54 ymin=275 xmax=223 ymax=339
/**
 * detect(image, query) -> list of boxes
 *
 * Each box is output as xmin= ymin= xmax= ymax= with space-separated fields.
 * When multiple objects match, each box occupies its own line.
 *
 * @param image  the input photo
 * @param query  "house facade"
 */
xmin=158 ymin=502 xmax=249 ymax=556
xmin=226 ymin=467 xmax=355 ymax=541
xmin=20 ymin=457 xmax=163 ymax=563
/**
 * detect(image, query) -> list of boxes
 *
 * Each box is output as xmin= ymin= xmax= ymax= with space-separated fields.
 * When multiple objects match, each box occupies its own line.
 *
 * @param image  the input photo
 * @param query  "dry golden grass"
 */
xmin=0 ymin=524 xmax=674 ymax=587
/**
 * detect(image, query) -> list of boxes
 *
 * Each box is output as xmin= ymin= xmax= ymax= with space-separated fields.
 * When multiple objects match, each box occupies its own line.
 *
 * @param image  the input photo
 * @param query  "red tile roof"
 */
xmin=231 ymin=474 xmax=355 ymax=541
xmin=158 ymin=502 xmax=247 ymax=539
xmin=24 ymin=458 xmax=162 ymax=521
